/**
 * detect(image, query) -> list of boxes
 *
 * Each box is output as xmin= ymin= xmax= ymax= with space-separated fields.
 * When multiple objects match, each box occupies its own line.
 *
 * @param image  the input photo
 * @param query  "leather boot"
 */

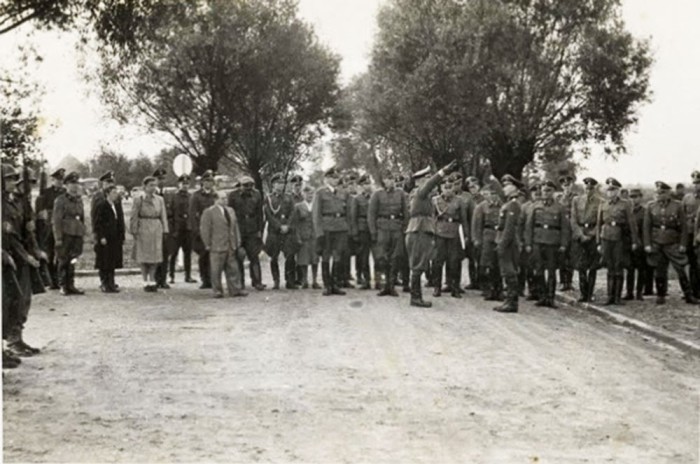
xmin=547 ymin=273 xmax=557 ymax=308
xmin=271 ymin=260 xmax=280 ymax=290
xmin=604 ymin=273 xmax=615 ymax=305
xmin=251 ymin=261 xmax=265 ymax=290
xmin=587 ymin=270 xmax=598 ymax=302
xmin=285 ymin=256 xmax=298 ymax=289
xmin=678 ymin=271 xmax=700 ymax=304
xmin=450 ymin=274 xmax=462 ymax=298
xmin=494 ymin=276 xmax=518 ymax=312
xmin=331 ymin=262 xmax=346 ymax=295
xmin=432 ymin=265 xmax=442 ymax=297
xmin=624 ymin=269 xmax=635 ymax=300
xmin=410 ymin=272 xmax=432 ymax=308
xmin=378 ymin=264 xmax=398 ymax=296
xmin=321 ymin=262 xmax=332 ymax=295
xmin=655 ymin=277 xmax=666 ymax=304
xmin=577 ymin=271 xmax=589 ymax=302
xmin=67 ymin=265 xmax=84 ymax=295
xmin=534 ymin=275 xmax=548 ymax=307
xmin=613 ymin=275 xmax=625 ymax=305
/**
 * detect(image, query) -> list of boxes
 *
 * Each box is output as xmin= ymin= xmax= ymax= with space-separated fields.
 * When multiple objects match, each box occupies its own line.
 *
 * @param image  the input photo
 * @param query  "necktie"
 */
xmin=223 ymin=207 xmax=231 ymax=226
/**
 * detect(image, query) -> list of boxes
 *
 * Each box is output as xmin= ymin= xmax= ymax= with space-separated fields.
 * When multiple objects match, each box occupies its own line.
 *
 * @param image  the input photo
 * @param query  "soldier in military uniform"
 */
xmin=189 ymin=170 xmax=217 ymax=289
xmin=494 ymin=181 xmax=523 ymax=312
xmin=519 ymin=182 xmax=540 ymax=300
xmin=464 ymin=176 xmax=483 ymax=290
xmin=405 ymin=161 xmax=458 ymax=307
xmin=166 ymin=175 xmax=196 ymax=283
xmin=395 ymin=173 xmax=411 ymax=292
xmin=525 ymin=180 xmax=569 ymax=308
xmin=339 ymin=171 xmax=358 ymax=288
xmin=472 ymin=185 xmax=503 ymax=301
xmin=624 ymin=188 xmax=648 ymax=300
xmin=229 ymin=175 xmax=265 ymax=291
xmin=368 ymin=171 xmax=409 ymax=297
xmin=558 ymin=174 xmax=576 ymax=291
xmin=289 ymin=174 xmax=304 ymax=204
xmin=350 ymin=174 xmax=373 ymax=290
xmin=571 ymin=177 xmax=603 ymax=303
xmin=643 ymin=181 xmax=698 ymax=305
xmin=3 ymin=164 xmax=42 ymax=358
xmin=682 ymin=170 xmax=700 ymax=298
xmin=90 ymin=171 xmax=125 ymax=292
xmin=431 ymin=177 xmax=468 ymax=298
xmin=52 ymin=171 xmax=86 ymax=298
xmin=596 ymin=178 xmax=639 ymax=306
xmin=35 ymin=168 xmax=65 ymax=289
xmin=313 ymin=167 xmax=351 ymax=296
xmin=264 ymin=173 xmax=299 ymax=290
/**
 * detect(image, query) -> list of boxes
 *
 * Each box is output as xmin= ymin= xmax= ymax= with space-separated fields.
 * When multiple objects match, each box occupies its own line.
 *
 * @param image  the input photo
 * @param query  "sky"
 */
xmin=0 ymin=0 xmax=698 ymax=184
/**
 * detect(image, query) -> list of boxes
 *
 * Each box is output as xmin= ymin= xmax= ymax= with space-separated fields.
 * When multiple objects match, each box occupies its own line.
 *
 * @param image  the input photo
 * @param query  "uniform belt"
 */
xmin=578 ymin=222 xmax=595 ymax=228
xmin=653 ymin=225 xmax=679 ymax=231
xmin=535 ymin=223 xmax=560 ymax=230
xmin=323 ymin=213 xmax=345 ymax=218
xmin=437 ymin=217 xmax=456 ymax=223
xmin=380 ymin=214 xmax=403 ymax=220
xmin=605 ymin=221 xmax=626 ymax=227
xmin=483 ymin=225 xmax=495 ymax=230
xmin=139 ymin=216 xmax=160 ymax=219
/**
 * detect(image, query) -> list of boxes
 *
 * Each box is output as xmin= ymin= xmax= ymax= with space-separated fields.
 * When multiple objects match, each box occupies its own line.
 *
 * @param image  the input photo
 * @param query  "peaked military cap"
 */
xmin=99 ymin=170 xmax=115 ymax=182
xmin=324 ymin=166 xmax=339 ymax=178
xmin=152 ymin=168 xmax=167 ymax=178
xmin=605 ymin=177 xmax=621 ymax=189
xmin=394 ymin=173 xmax=406 ymax=182
xmin=675 ymin=183 xmax=685 ymax=189
xmin=177 ymin=175 xmax=190 ymax=183
xmin=358 ymin=173 xmax=370 ymax=185
xmin=344 ymin=171 xmax=358 ymax=182
xmin=64 ymin=171 xmax=80 ymax=184
xmin=143 ymin=175 xmax=157 ymax=186
xmin=200 ymin=170 xmax=214 ymax=181
xmin=541 ymin=180 xmax=557 ymax=189
xmin=629 ymin=188 xmax=642 ymax=196
xmin=270 ymin=172 xmax=285 ymax=184
xmin=583 ymin=177 xmax=598 ymax=186
xmin=413 ymin=166 xmax=432 ymax=180
xmin=50 ymin=168 xmax=66 ymax=180
xmin=655 ymin=181 xmax=671 ymax=191
xmin=528 ymin=181 xmax=540 ymax=192
xmin=289 ymin=174 xmax=303 ymax=184
xmin=466 ymin=176 xmax=479 ymax=185
xmin=691 ymin=170 xmax=700 ymax=183
xmin=2 ymin=164 xmax=19 ymax=179
xmin=558 ymin=173 xmax=575 ymax=184
xmin=238 ymin=175 xmax=254 ymax=185
xmin=501 ymin=174 xmax=518 ymax=186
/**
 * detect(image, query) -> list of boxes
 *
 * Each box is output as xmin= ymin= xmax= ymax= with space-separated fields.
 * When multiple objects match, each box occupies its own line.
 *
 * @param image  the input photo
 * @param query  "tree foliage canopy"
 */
xmin=348 ymin=0 xmax=652 ymax=179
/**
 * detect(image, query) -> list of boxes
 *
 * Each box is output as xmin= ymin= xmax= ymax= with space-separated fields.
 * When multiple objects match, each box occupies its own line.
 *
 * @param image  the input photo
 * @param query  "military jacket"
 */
xmin=643 ymin=199 xmax=686 ymax=247
xmin=35 ymin=185 xmax=65 ymax=223
xmin=472 ymin=200 xmax=502 ymax=245
xmin=350 ymin=192 xmax=372 ymax=235
xmin=368 ymin=188 xmax=408 ymax=236
xmin=312 ymin=185 xmax=351 ymax=236
xmin=2 ymin=195 xmax=32 ymax=263
xmin=406 ymin=172 xmax=443 ymax=234
xmin=228 ymin=188 xmax=263 ymax=236
xmin=52 ymin=192 xmax=86 ymax=241
xmin=433 ymin=194 xmax=468 ymax=239
xmin=189 ymin=189 xmax=217 ymax=235
xmin=596 ymin=198 xmax=638 ymax=245
xmin=571 ymin=192 xmax=602 ymax=241
xmin=167 ymin=190 xmax=192 ymax=232
xmin=631 ymin=204 xmax=645 ymax=239
xmin=525 ymin=199 xmax=569 ymax=247
xmin=264 ymin=192 xmax=297 ymax=234
xmin=682 ymin=191 xmax=700 ymax=233
xmin=695 ymin=207 xmax=700 ymax=244
xmin=495 ymin=198 xmax=521 ymax=246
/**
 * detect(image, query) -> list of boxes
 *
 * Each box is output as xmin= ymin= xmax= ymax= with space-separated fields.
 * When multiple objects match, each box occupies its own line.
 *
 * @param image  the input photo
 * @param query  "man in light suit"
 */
xmin=199 ymin=191 xmax=248 ymax=298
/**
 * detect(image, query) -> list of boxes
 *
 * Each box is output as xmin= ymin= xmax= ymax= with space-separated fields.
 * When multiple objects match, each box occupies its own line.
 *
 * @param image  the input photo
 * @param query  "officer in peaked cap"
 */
xmin=524 ymin=179 xmax=569 ymax=308
xmin=597 ymin=177 xmax=639 ymax=305
xmin=264 ymin=172 xmax=298 ymax=290
xmin=350 ymin=173 xmax=374 ymax=290
xmin=571 ymin=177 xmax=603 ymax=302
xmin=493 ymin=180 xmax=523 ymax=312
xmin=557 ymin=174 xmax=576 ymax=291
xmin=313 ymin=165 xmax=351 ymax=295
xmin=35 ymin=168 xmax=67 ymax=288
xmin=165 ymin=174 xmax=196 ymax=284
xmin=52 ymin=171 xmax=86 ymax=298
xmin=625 ymin=187 xmax=649 ymax=301
xmin=190 ymin=169 xmax=217 ymax=289
xmin=289 ymin=174 xmax=304 ymax=204
xmin=228 ymin=174 xmax=265 ymax=291
xmin=682 ymin=170 xmax=700 ymax=299
xmin=644 ymin=180 xmax=698 ymax=304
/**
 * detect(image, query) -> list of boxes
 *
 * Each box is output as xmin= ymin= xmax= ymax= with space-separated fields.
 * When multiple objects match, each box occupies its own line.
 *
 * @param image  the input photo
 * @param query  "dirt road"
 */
xmin=4 ymin=275 xmax=699 ymax=463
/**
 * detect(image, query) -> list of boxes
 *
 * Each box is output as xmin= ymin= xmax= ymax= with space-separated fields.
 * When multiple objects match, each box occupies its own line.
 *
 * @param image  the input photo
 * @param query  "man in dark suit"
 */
xmin=91 ymin=171 xmax=124 ymax=291
xmin=199 ymin=191 xmax=248 ymax=298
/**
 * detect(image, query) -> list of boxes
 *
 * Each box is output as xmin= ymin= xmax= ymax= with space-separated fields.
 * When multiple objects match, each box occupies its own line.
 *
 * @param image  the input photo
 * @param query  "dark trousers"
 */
xmin=647 ymin=243 xmax=691 ymax=296
xmin=318 ymin=231 xmax=348 ymax=288
xmin=238 ymin=234 xmax=263 ymax=287
xmin=687 ymin=236 xmax=700 ymax=297
xmin=354 ymin=230 xmax=372 ymax=284
xmin=533 ymin=243 xmax=559 ymax=301
xmin=155 ymin=235 xmax=168 ymax=286
xmin=433 ymin=236 xmax=463 ymax=290
xmin=625 ymin=248 xmax=648 ymax=297
xmin=168 ymin=229 xmax=193 ymax=280
xmin=198 ymin=251 xmax=211 ymax=286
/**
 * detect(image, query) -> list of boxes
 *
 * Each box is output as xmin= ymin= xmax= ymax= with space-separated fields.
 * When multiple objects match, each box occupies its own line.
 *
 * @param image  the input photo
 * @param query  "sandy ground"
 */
xmin=3 ymin=273 xmax=699 ymax=463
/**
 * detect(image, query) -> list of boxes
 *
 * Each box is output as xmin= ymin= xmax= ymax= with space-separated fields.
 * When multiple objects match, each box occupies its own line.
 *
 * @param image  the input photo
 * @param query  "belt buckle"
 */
xmin=660 ymin=225 xmax=666 ymax=230
xmin=543 ymin=224 xmax=549 ymax=229
xmin=448 ymin=218 xmax=454 ymax=223
xmin=335 ymin=213 xmax=341 ymax=218
xmin=75 ymin=215 xmax=80 ymax=220
xmin=611 ymin=221 xmax=617 ymax=226
xmin=584 ymin=223 xmax=589 ymax=228
xmin=281 ymin=214 xmax=286 ymax=219
xmin=390 ymin=214 xmax=395 ymax=219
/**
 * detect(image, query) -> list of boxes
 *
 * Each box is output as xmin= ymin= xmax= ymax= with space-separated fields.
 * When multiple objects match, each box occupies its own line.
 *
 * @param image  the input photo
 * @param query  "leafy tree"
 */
xmin=358 ymin=0 xmax=652 ymax=180
xmin=97 ymin=0 xmax=340 ymax=190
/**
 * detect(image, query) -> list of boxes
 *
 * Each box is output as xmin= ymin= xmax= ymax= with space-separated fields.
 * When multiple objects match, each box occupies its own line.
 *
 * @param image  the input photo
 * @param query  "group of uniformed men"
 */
xmin=3 ymin=158 xmax=700 ymax=368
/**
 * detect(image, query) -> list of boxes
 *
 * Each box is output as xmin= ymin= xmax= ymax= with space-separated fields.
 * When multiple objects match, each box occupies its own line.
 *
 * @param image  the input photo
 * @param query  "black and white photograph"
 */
xmin=1 ymin=0 xmax=698 ymax=462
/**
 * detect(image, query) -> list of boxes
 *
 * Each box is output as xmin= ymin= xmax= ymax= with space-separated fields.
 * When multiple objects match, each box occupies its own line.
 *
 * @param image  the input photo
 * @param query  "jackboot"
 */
xmin=678 ymin=271 xmax=700 ymax=304
xmin=67 ymin=265 xmax=84 ymax=295
xmin=321 ymin=262 xmax=332 ymax=296
xmin=603 ymin=273 xmax=615 ymax=305
xmin=271 ymin=260 xmax=280 ymax=290
xmin=285 ymin=256 xmax=298 ymax=289
xmin=450 ymin=275 xmax=462 ymax=299
xmin=378 ymin=264 xmax=398 ymax=297
xmin=494 ymin=276 xmax=519 ymax=312
xmin=655 ymin=277 xmax=666 ymax=305
xmin=331 ymin=262 xmax=346 ymax=295
xmin=410 ymin=272 xmax=432 ymax=308
xmin=251 ymin=261 xmax=265 ymax=290
xmin=577 ymin=271 xmax=589 ymax=303
xmin=547 ymin=273 xmax=558 ymax=308
xmin=587 ymin=270 xmax=598 ymax=302
xmin=624 ymin=269 xmax=635 ymax=300
xmin=432 ymin=265 xmax=442 ymax=297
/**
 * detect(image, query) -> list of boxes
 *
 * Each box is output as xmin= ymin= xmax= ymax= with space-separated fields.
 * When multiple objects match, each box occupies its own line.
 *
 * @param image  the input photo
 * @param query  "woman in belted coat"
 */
xmin=130 ymin=176 xmax=169 ymax=291
xmin=94 ymin=185 xmax=124 ymax=292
